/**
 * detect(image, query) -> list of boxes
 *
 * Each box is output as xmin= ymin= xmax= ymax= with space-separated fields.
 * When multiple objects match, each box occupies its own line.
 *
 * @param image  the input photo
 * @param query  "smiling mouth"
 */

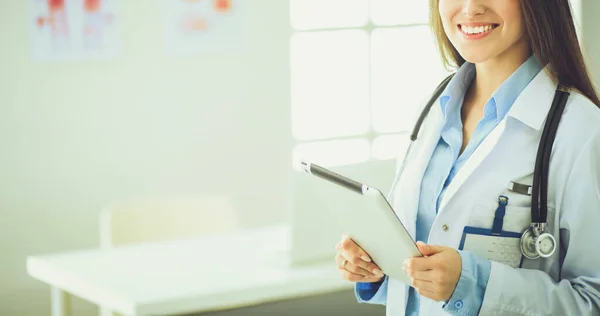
xmin=458 ymin=24 xmax=499 ymax=35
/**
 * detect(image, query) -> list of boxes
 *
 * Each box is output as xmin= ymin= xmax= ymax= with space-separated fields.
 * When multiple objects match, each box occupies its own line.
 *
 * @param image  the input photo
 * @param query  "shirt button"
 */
xmin=442 ymin=224 xmax=449 ymax=232
xmin=454 ymin=300 xmax=464 ymax=309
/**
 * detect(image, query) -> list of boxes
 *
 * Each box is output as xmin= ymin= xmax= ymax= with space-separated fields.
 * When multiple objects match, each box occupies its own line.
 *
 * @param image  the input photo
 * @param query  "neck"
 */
xmin=471 ymin=42 xmax=532 ymax=103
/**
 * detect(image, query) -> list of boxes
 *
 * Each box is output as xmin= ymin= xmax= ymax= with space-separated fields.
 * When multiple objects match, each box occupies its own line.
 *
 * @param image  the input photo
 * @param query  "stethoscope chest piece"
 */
xmin=397 ymin=77 xmax=569 ymax=263
xmin=520 ymin=226 xmax=557 ymax=259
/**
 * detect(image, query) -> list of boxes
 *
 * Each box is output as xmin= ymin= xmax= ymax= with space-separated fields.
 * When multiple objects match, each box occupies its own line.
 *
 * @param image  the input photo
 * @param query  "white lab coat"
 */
xmin=385 ymin=68 xmax=600 ymax=315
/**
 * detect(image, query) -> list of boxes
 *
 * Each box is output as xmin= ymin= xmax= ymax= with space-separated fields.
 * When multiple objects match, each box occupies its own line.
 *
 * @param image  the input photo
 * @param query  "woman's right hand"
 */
xmin=335 ymin=234 xmax=385 ymax=283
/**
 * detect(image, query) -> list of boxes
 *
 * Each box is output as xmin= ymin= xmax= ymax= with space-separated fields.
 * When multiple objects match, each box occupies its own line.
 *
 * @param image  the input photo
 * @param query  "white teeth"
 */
xmin=461 ymin=24 xmax=494 ymax=34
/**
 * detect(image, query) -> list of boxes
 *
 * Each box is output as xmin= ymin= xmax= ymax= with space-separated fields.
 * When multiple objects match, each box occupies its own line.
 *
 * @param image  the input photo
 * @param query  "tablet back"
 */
xmin=299 ymin=161 xmax=422 ymax=284
xmin=290 ymin=159 xmax=396 ymax=266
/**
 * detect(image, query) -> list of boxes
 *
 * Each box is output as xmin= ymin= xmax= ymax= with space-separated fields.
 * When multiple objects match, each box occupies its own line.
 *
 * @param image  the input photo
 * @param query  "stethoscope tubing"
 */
xmin=389 ymin=75 xmax=569 ymax=229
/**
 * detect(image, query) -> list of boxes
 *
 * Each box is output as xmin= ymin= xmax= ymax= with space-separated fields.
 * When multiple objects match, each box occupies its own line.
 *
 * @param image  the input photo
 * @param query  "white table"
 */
xmin=27 ymin=224 xmax=352 ymax=316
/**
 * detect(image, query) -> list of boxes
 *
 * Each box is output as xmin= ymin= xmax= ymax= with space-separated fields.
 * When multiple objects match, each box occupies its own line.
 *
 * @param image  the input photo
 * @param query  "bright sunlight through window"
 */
xmin=291 ymin=1 xmax=451 ymax=167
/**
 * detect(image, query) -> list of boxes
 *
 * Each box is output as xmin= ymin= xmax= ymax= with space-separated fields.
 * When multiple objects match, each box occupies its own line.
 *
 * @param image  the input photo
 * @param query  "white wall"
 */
xmin=0 ymin=1 xmax=291 ymax=315
xmin=582 ymin=0 xmax=600 ymax=87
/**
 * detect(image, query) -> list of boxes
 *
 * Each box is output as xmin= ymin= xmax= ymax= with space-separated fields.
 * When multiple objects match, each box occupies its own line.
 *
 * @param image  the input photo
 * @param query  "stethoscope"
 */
xmin=387 ymin=74 xmax=570 ymax=260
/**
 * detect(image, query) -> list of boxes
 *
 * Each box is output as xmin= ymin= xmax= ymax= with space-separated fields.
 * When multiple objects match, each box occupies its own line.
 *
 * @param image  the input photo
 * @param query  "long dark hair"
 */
xmin=429 ymin=0 xmax=600 ymax=107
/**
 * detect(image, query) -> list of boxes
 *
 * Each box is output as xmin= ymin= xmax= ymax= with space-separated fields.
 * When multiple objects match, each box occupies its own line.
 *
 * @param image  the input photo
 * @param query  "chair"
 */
xmin=98 ymin=194 xmax=238 ymax=316
xmin=99 ymin=195 xmax=238 ymax=248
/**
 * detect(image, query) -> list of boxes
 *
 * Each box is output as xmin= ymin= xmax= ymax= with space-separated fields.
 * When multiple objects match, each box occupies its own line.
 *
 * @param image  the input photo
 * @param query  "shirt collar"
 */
xmin=439 ymin=55 xmax=543 ymax=123
xmin=439 ymin=63 xmax=475 ymax=119
xmin=491 ymin=55 xmax=543 ymax=121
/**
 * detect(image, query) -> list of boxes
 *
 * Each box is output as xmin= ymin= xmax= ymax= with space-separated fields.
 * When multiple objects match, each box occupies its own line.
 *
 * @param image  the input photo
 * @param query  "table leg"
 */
xmin=51 ymin=286 xmax=72 ymax=316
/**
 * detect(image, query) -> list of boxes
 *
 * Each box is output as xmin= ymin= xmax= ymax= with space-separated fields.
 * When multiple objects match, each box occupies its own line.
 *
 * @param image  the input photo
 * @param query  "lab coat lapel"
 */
xmin=437 ymin=68 xmax=557 ymax=213
xmin=507 ymin=68 xmax=556 ymax=130
xmin=437 ymin=120 xmax=506 ymax=212
xmin=388 ymin=101 xmax=444 ymax=316
xmin=396 ymin=103 xmax=444 ymax=238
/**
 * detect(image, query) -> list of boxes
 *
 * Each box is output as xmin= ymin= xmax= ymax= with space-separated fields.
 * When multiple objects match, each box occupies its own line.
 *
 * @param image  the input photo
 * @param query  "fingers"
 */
xmin=405 ymin=269 xmax=433 ymax=282
xmin=335 ymin=253 xmax=371 ymax=277
xmin=411 ymin=278 xmax=434 ymax=292
xmin=404 ymin=256 xmax=438 ymax=272
xmin=416 ymin=241 xmax=446 ymax=256
xmin=341 ymin=234 xmax=372 ymax=262
xmin=415 ymin=281 xmax=447 ymax=302
xmin=409 ymin=274 xmax=437 ymax=300
xmin=415 ymin=287 xmax=436 ymax=299
xmin=336 ymin=235 xmax=384 ymax=277
xmin=403 ymin=247 xmax=463 ymax=302
xmin=405 ymin=268 xmax=439 ymax=301
xmin=335 ymin=253 xmax=381 ymax=282
xmin=338 ymin=267 xmax=382 ymax=283
xmin=406 ymin=268 xmax=454 ymax=287
xmin=336 ymin=252 xmax=379 ymax=278
xmin=343 ymin=251 xmax=383 ymax=277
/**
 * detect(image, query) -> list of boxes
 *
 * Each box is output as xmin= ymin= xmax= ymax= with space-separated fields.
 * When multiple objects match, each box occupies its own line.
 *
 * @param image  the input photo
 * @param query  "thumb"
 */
xmin=416 ymin=241 xmax=445 ymax=256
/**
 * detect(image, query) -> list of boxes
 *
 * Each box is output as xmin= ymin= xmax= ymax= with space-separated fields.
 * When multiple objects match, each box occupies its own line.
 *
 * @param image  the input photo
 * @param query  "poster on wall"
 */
xmin=164 ymin=0 xmax=243 ymax=55
xmin=30 ymin=0 xmax=121 ymax=61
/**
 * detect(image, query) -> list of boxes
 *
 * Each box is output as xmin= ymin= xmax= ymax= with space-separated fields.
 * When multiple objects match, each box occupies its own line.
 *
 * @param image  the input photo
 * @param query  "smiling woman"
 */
xmin=431 ymin=0 xmax=600 ymax=106
xmin=438 ymin=0 xmax=528 ymax=66
xmin=333 ymin=0 xmax=600 ymax=315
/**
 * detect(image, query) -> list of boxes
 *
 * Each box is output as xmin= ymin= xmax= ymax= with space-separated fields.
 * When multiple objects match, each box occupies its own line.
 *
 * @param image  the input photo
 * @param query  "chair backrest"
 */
xmin=99 ymin=195 xmax=238 ymax=248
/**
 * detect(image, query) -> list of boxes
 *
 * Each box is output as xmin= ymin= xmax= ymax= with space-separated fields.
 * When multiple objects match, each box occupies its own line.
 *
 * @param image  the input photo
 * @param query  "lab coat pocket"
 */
xmin=469 ymin=199 xmax=531 ymax=234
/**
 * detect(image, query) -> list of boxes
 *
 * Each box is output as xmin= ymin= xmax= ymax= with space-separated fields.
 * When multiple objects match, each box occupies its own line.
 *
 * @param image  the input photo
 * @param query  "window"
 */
xmin=290 ymin=0 xmax=450 ymax=167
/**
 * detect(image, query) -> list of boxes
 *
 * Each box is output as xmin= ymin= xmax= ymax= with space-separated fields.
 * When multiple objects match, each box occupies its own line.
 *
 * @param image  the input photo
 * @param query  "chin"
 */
xmin=456 ymin=49 xmax=494 ymax=64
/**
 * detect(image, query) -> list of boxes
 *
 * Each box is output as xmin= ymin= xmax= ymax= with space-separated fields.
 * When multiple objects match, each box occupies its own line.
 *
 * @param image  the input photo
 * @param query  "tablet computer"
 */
xmin=299 ymin=160 xmax=422 ymax=284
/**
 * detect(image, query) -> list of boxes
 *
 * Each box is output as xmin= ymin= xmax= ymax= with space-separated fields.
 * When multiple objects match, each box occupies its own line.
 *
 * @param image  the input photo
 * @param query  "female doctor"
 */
xmin=334 ymin=0 xmax=600 ymax=315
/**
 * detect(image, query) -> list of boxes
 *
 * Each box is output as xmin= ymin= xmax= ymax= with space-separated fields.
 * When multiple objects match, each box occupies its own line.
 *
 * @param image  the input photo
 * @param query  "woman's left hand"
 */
xmin=403 ymin=241 xmax=462 ymax=302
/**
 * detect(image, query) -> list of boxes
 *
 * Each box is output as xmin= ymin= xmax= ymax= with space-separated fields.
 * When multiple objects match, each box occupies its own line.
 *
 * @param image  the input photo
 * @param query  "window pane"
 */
xmin=371 ymin=26 xmax=451 ymax=134
xmin=372 ymin=133 xmax=410 ymax=161
xmin=293 ymin=139 xmax=370 ymax=169
xmin=291 ymin=30 xmax=370 ymax=141
xmin=571 ymin=0 xmax=582 ymax=40
xmin=370 ymin=0 xmax=429 ymax=26
xmin=290 ymin=0 xmax=369 ymax=30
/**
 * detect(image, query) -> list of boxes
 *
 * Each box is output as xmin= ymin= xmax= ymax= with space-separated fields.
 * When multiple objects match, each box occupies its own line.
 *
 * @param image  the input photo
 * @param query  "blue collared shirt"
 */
xmin=355 ymin=55 xmax=542 ymax=314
